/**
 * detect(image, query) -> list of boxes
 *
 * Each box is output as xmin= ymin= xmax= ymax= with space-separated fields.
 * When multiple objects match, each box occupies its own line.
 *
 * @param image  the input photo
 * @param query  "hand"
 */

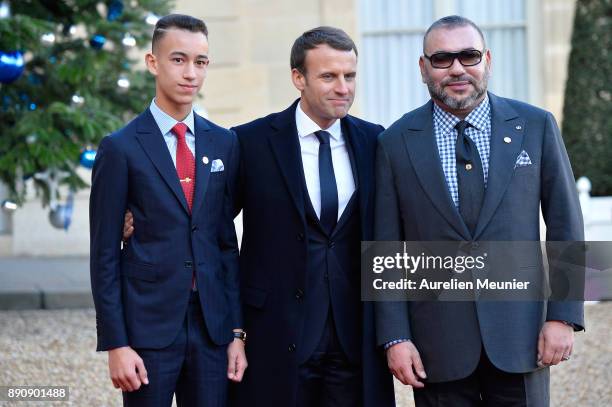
xmin=386 ymin=340 xmax=427 ymax=388
xmin=227 ymin=338 xmax=248 ymax=382
xmin=122 ymin=210 xmax=134 ymax=241
xmin=537 ymin=321 xmax=574 ymax=367
xmin=108 ymin=346 xmax=148 ymax=392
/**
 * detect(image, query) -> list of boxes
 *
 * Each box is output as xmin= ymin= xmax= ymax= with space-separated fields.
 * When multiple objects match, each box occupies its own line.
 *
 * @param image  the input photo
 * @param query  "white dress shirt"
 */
xmin=149 ymin=99 xmax=196 ymax=167
xmin=295 ymin=101 xmax=356 ymax=221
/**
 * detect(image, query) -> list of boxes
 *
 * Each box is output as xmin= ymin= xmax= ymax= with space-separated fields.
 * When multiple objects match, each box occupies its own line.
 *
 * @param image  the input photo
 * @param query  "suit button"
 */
xmin=295 ymin=289 xmax=304 ymax=300
xmin=296 ymin=233 xmax=304 ymax=241
xmin=184 ymin=261 xmax=193 ymax=268
xmin=191 ymin=225 xmax=198 ymax=232
xmin=328 ymin=241 xmax=335 ymax=248
xmin=288 ymin=343 xmax=296 ymax=352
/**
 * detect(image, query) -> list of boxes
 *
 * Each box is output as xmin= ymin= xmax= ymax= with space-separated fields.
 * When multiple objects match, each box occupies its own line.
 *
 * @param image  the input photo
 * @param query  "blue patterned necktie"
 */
xmin=455 ymin=120 xmax=484 ymax=235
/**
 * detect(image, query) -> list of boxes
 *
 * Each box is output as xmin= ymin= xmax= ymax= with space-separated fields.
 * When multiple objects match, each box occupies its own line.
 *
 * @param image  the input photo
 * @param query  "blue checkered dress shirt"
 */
xmin=434 ymin=97 xmax=492 ymax=207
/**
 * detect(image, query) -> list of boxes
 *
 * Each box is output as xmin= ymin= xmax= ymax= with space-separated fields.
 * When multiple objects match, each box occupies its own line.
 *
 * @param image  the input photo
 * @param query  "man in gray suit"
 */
xmin=374 ymin=16 xmax=584 ymax=406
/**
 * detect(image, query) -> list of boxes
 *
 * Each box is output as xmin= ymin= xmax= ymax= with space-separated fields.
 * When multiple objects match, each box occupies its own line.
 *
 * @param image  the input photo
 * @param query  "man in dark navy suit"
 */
xmin=229 ymin=27 xmax=395 ymax=407
xmin=90 ymin=14 xmax=246 ymax=407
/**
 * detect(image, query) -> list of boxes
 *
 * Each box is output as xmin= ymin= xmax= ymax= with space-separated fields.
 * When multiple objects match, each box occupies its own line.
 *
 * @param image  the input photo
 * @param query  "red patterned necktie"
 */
xmin=171 ymin=122 xmax=195 ymax=212
xmin=171 ymin=122 xmax=197 ymax=290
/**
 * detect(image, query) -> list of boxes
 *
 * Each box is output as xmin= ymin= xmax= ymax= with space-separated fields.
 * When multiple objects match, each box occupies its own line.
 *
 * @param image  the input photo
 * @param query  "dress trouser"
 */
xmin=296 ymin=312 xmax=362 ymax=407
xmin=123 ymin=291 xmax=229 ymax=407
xmin=413 ymin=348 xmax=550 ymax=407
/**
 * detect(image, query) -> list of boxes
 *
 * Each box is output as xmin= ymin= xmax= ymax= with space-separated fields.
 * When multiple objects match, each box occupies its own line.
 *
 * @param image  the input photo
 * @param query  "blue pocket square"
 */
xmin=514 ymin=150 xmax=532 ymax=168
xmin=211 ymin=159 xmax=224 ymax=173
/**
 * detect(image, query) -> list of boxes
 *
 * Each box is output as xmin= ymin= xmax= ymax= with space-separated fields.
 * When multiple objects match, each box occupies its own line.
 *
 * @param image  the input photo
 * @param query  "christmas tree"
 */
xmin=0 ymin=0 xmax=172 ymax=207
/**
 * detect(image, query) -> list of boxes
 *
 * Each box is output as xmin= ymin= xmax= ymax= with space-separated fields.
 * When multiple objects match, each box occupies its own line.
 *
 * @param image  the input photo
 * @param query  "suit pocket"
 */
xmin=242 ymin=285 xmax=268 ymax=309
xmin=122 ymin=260 xmax=157 ymax=282
xmin=512 ymin=165 xmax=539 ymax=194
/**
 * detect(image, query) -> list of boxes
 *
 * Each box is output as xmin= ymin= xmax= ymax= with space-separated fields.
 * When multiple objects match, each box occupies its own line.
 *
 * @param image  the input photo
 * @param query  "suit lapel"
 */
xmin=267 ymin=101 xmax=306 ymax=221
xmin=191 ymin=114 xmax=213 ymax=217
xmin=402 ymin=101 xmax=471 ymax=239
xmin=473 ymin=93 xmax=525 ymax=239
xmin=135 ymin=109 xmax=190 ymax=214
xmin=342 ymin=116 xmax=368 ymax=227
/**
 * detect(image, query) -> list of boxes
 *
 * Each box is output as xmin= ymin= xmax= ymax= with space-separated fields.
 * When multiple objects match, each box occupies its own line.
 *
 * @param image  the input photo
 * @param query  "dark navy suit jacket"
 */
xmin=229 ymin=100 xmax=395 ymax=407
xmin=90 ymin=109 xmax=241 ymax=351
xmin=375 ymin=93 xmax=584 ymax=382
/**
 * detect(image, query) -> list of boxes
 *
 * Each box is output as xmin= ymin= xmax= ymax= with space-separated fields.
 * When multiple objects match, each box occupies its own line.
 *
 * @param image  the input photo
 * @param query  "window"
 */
xmin=358 ymin=0 xmax=535 ymax=126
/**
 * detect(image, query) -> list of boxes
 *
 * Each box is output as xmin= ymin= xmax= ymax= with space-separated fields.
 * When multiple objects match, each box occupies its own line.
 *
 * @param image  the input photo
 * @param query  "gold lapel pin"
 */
xmin=504 ymin=137 xmax=512 ymax=144
xmin=202 ymin=156 xmax=209 ymax=165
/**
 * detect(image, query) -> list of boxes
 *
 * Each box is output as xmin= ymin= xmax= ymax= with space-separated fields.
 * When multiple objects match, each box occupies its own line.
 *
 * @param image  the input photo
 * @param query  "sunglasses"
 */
xmin=424 ymin=49 xmax=484 ymax=69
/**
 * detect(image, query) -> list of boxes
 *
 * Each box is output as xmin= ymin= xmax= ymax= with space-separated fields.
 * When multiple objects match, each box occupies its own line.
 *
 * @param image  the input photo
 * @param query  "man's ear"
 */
xmin=418 ymin=56 xmax=426 ymax=84
xmin=145 ymin=52 xmax=157 ymax=76
xmin=484 ymin=49 xmax=492 ymax=74
xmin=291 ymin=68 xmax=306 ymax=92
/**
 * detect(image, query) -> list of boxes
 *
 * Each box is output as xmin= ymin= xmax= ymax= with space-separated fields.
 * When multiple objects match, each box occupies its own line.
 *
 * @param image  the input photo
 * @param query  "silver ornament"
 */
xmin=71 ymin=94 xmax=85 ymax=106
xmin=122 ymin=33 xmax=136 ymax=47
xmin=145 ymin=13 xmax=159 ymax=25
xmin=117 ymin=75 xmax=130 ymax=91
xmin=41 ymin=32 xmax=56 ymax=45
xmin=0 ymin=1 xmax=10 ymax=19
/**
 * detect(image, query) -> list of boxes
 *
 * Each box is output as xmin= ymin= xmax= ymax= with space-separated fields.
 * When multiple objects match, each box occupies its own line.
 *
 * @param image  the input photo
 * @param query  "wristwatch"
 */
xmin=233 ymin=330 xmax=247 ymax=342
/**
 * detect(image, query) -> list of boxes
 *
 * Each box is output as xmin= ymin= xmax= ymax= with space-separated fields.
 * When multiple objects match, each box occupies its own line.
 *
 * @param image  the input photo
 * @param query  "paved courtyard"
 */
xmin=0 ymin=303 xmax=610 ymax=406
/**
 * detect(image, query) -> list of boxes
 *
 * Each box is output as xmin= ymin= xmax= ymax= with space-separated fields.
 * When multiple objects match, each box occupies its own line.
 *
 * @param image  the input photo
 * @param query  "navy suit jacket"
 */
xmin=90 ymin=108 xmax=241 ymax=351
xmin=374 ymin=93 xmax=584 ymax=382
xmin=229 ymin=100 xmax=395 ymax=407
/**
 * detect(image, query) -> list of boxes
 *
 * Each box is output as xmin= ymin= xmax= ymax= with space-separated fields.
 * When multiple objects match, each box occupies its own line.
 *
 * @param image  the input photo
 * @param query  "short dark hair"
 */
xmin=423 ymin=15 xmax=486 ymax=53
xmin=290 ymin=26 xmax=358 ymax=74
xmin=152 ymin=14 xmax=208 ymax=51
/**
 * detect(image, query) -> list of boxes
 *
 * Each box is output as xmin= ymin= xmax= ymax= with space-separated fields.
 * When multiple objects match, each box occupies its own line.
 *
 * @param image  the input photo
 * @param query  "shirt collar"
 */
xmin=295 ymin=100 xmax=342 ymax=141
xmin=149 ymin=99 xmax=195 ymax=137
xmin=433 ymin=95 xmax=490 ymax=137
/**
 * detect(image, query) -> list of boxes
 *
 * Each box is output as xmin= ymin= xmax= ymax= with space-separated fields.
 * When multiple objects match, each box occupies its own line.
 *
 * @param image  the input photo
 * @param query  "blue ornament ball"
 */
xmin=0 ymin=50 xmax=25 ymax=84
xmin=107 ymin=0 xmax=123 ymax=21
xmin=89 ymin=34 xmax=106 ymax=50
xmin=80 ymin=148 xmax=97 ymax=169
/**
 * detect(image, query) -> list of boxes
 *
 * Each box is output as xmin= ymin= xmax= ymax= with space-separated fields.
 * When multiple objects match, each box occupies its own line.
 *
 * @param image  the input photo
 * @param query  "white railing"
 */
xmin=576 ymin=177 xmax=612 ymax=241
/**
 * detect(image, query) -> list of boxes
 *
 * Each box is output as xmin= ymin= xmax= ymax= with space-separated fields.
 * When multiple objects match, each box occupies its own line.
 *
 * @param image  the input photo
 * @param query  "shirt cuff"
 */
xmin=384 ymin=338 xmax=409 ymax=350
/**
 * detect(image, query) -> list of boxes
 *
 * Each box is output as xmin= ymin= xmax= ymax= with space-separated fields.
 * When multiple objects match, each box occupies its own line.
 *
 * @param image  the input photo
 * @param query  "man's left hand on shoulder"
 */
xmin=537 ymin=320 xmax=575 ymax=367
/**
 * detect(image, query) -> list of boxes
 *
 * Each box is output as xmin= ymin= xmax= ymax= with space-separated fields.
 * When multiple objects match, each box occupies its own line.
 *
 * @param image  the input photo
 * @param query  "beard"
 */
xmin=425 ymin=65 xmax=490 ymax=111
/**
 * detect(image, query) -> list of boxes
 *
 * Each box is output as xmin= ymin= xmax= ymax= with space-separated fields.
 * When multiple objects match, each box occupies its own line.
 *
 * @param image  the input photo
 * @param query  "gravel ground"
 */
xmin=0 ymin=303 xmax=610 ymax=406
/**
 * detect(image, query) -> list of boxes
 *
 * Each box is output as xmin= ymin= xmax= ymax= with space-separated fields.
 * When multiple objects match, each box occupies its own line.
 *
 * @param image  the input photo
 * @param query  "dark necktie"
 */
xmin=315 ymin=130 xmax=338 ymax=235
xmin=455 ymin=120 xmax=484 ymax=235
xmin=171 ymin=122 xmax=195 ymax=212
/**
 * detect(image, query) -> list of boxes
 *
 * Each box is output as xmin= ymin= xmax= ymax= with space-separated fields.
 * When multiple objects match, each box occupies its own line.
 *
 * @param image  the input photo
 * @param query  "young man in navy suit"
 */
xmin=89 ymin=14 xmax=246 ymax=407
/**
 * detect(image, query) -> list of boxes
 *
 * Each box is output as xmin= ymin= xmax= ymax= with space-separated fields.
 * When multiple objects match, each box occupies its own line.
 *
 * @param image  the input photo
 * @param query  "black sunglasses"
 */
xmin=424 ymin=49 xmax=484 ymax=69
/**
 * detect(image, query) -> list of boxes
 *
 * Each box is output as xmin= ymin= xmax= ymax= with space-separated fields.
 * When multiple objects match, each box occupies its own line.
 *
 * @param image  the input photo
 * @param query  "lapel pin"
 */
xmin=504 ymin=137 xmax=512 ymax=144
xmin=515 ymin=125 xmax=522 ymax=130
xmin=202 ymin=156 xmax=209 ymax=165
xmin=466 ymin=163 xmax=473 ymax=170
